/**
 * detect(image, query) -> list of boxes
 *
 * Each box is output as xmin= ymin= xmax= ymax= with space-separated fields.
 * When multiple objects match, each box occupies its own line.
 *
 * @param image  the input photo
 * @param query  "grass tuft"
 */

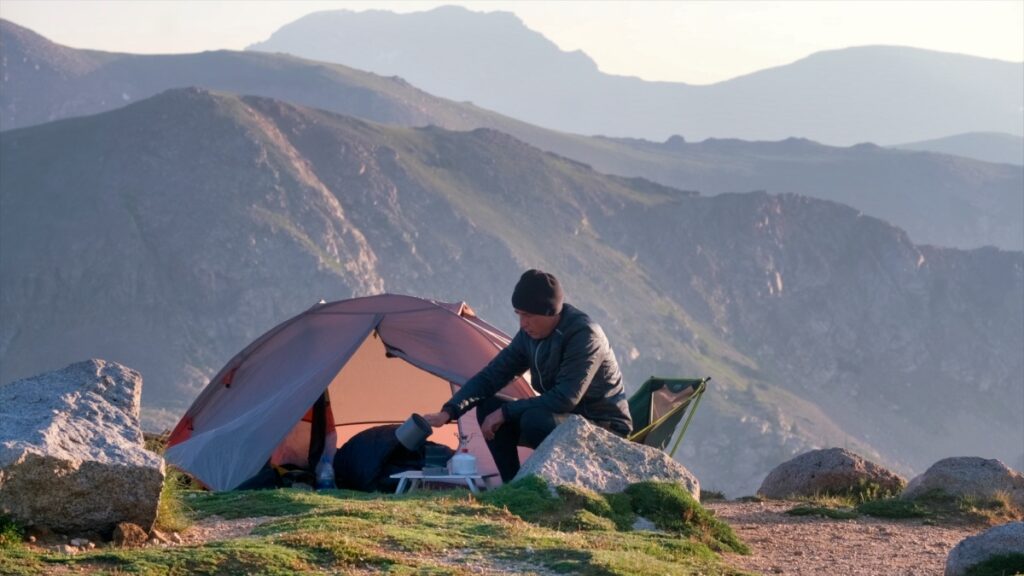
xmin=480 ymin=475 xmax=560 ymax=520
xmin=856 ymin=498 xmax=930 ymax=519
xmin=155 ymin=467 xmax=194 ymax=532
xmin=701 ymin=490 xmax=727 ymax=502
xmin=785 ymin=505 xmax=859 ymax=520
xmin=846 ymin=479 xmax=904 ymax=503
xmin=792 ymin=487 xmax=1024 ymax=526
xmin=0 ymin=515 xmax=24 ymax=548
xmin=625 ymin=482 xmax=749 ymax=554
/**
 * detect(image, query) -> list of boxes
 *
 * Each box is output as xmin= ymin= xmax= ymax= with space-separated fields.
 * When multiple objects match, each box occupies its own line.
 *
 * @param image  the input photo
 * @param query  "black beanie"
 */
xmin=511 ymin=269 xmax=563 ymax=316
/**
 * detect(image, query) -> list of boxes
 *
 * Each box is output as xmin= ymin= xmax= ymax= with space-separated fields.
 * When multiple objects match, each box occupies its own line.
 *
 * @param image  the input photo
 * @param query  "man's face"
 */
xmin=515 ymin=309 xmax=561 ymax=340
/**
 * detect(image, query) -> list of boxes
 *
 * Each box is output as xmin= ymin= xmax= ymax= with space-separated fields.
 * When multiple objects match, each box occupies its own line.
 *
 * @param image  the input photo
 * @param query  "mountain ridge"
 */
xmin=3 ymin=17 xmax=1020 ymax=251
xmin=892 ymin=132 xmax=1023 ymax=166
xmin=249 ymin=6 xmax=1024 ymax=145
xmin=2 ymin=88 xmax=1020 ymax=494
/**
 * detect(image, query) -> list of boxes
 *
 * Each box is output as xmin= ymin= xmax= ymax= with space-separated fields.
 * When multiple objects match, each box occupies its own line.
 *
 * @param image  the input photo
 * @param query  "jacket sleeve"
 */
xmin=441 ymin=331 xmax=530 ymax=419
xmin=503 ymin=326 xmax=603 ymax=420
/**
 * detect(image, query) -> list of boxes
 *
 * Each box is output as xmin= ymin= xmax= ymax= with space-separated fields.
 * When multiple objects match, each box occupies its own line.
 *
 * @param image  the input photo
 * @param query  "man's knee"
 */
xmin=518 ymin=408 xmax=563 ymax=448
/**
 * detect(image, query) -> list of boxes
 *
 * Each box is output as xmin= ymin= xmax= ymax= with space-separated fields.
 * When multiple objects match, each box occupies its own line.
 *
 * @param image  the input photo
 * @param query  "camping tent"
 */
xmin=165 ymin=294 xmax=535 ymax=491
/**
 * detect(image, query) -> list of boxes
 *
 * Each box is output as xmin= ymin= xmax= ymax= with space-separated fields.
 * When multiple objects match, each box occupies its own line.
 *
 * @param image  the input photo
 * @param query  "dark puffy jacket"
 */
xmin=442 ymin=304 xmax=632 ymax=435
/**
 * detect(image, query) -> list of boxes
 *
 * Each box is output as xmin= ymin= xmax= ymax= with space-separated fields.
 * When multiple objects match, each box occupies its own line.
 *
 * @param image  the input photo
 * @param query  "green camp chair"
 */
xmin=627 ymin=377 xmax=709 ymax=458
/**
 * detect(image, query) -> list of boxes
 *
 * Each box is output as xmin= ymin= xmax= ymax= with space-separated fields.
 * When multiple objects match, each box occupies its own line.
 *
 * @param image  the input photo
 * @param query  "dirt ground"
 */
xmin=706 ymin=499 xmax=981 ymax=576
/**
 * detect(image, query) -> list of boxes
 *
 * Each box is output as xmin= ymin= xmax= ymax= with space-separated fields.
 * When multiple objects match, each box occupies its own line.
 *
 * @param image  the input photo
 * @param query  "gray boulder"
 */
xmin=0 ymin=360 xmax=164 ymax=535
xmin=758 ymin=447 xmax=905 ymax=499
xmin=945 ymin=521 xmax=1024 ymax=576
xmin=512 ymin=415 xmax=700 ymax=498
xmin=902 ymin=457 xmax=1024 ymax=508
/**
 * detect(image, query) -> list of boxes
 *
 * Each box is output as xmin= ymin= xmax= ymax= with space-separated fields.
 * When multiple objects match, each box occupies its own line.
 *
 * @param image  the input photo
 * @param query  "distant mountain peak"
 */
xmin=892 ymin=131 xmax=1024 ymax=166
xmin=0 ymin=17 xmax=108 ymax=77
xmin=804 ymin=44 xmax=1024 ymax=64
xmin=248 ymin=9 xmax=1022 ymax=145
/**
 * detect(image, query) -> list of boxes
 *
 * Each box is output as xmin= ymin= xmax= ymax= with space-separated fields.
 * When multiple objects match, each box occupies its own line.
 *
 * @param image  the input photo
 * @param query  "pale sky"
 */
xmin=1 ymin=0 xmax=1021 ymax=84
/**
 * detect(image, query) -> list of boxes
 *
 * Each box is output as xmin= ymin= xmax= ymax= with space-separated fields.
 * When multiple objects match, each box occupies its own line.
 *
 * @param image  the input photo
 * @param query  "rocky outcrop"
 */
xmin=0 ymin=360 xmax=165 ymax=536
xmin=513 ymin=415 xmax=700 ymax=498
xmin=757 ymin=448 xmax=906 ymax=499
xmin=902 ymin=457 xmax=1024 ymax=508
xmin=945 ymin=522 xmax=1024 ymax=576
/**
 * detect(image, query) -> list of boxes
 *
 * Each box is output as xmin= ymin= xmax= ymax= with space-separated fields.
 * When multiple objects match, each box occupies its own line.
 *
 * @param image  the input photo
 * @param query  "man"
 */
xmin=422 ymin=269 xmax=632 ymax=482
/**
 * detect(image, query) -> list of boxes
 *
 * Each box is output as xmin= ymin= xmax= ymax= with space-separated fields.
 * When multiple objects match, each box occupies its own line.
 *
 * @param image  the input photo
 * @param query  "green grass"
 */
xmin=0 ymin=478 xmax=755 ymax=575
xmin=856 ymin=498 xmax=930 ymax=519
xmin=785 ymin=505 xmax=859 ymax=520
xmin=625 ymin=482 xmax=749 ymax=554
xmin=0 ymin=542 xmax=41 ymax=576
xmin=183 ymin=487 xmax=353 ymax=520
xmin=782 ymin=488 xmax=1023 ymax=526
xmin=0 ymin=515 xmax=24 ymax=548
xmin=908 ymin=489 xmax=1023 ymax=525
xmin=155 ymin=468 xmax=195 ymax=533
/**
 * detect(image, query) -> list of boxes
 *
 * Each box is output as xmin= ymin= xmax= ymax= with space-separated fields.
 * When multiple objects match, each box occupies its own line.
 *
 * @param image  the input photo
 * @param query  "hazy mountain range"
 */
xmin=249 ymin=5 xmax=1024 ymax=146
xmin=892 ymin=132 xmax=1023 ymax=166
xmin=2 ymin=89 xmax=1021 ymax=496
xmin=3 ymin=18 xmax=1020 ymax=251
xmin=1 ymin=12 xmax=1022 ymax=495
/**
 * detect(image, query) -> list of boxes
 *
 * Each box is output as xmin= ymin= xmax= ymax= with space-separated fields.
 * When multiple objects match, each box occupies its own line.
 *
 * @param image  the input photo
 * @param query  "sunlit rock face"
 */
xmin=0 ymin=360 xmax=165 ymax=536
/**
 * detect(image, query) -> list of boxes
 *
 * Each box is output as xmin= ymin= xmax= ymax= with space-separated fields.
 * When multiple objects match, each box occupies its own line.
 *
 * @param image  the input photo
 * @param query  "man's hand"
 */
xmin=422 ymin=411 xmax=451 ymax=428
xmin=480 ymin=408 xmax=506 ymax=441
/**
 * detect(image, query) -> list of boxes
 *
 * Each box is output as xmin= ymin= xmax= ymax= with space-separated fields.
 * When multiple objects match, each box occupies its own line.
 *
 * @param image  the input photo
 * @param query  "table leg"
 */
xmin=396 ymin=477 xmax=409 ymax=494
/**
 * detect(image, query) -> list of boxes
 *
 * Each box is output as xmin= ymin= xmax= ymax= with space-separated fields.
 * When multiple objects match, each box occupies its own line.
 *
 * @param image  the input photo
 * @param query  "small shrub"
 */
xmin=848 ymin=479 xmax=903 ymax=503
xmin=0 ymin=515 xmax=24 ymax=547
xmin=625 ymin=481 xmax=749 ymax=554
xmin=700 ymin=489 xmax=726 ymax=502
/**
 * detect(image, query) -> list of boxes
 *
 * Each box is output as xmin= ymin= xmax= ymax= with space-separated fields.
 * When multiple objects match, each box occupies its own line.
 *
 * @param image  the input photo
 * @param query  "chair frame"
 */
xmin=627 ymin=376 xmax=709 ymax=458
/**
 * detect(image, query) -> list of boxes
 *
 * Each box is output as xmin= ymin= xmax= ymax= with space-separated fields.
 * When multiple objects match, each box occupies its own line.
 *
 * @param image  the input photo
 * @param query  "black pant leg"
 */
xmin=518 ymin=408 xmax=565 ymax=448
xmin=476 ymin=396 xmax=521 ymax=483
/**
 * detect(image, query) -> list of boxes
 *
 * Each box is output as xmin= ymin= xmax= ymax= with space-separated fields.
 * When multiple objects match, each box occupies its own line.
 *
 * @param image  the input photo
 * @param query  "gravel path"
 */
xmin=177 ymin=515 xmax=276 ymax=546
xmin=706 ymin=500 xmax=981 ymax=576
